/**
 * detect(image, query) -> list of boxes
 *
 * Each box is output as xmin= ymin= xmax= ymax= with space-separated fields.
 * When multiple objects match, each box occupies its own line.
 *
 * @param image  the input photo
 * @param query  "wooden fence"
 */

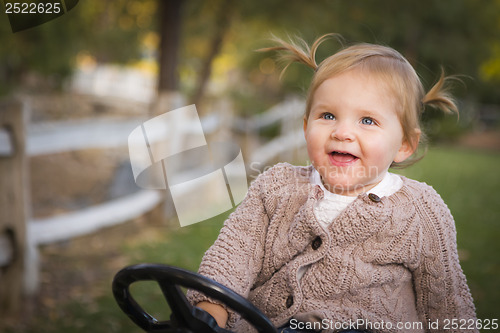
xmin=0 ymin=94 xmax=306 ymax=315
xmin=0 ymin=99 xmax=27 ymax=316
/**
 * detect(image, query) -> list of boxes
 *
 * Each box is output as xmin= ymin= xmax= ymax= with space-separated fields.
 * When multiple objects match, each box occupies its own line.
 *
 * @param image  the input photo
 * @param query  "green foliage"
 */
xmin=2 ymin=0 xmax=499 ymax=110
xmin=421 ymin=108 xmax=466 ymax=143
xmin=224 ymin=0 xmax=500 ymax=115
xmin=0 ymin=0 xmax=156 ymax=94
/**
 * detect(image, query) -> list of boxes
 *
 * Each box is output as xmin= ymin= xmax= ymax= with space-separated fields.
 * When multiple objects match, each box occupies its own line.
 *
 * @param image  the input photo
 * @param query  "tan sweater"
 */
xmin=187 ymin=163 xmax=477 ymax=333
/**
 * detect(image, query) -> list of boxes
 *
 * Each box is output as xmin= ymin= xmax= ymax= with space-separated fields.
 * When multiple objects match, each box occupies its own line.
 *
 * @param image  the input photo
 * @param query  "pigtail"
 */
xmin=258 ymin=33 xmax=343 ymax=78
xmin=422 ymin=69 xmax=460 ymax=116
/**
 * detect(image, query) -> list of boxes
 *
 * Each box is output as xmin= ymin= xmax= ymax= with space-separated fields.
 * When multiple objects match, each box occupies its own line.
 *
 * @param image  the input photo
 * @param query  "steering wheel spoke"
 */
xmin=112 ymin=264 xmax=277 ymax=333
xmin=159 ymin=283 xmax=195 ymax=327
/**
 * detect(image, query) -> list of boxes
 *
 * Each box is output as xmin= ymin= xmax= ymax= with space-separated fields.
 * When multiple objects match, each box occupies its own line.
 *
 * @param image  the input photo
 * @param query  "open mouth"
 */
xmin=329 ymin=151 xmax=359 ymax=164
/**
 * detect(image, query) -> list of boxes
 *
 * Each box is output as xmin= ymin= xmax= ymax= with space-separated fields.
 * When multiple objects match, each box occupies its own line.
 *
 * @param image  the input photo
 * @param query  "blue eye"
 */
xmin=322 ymin=113 xmax=335 ymax=120
xmin=361 ymin=117 xmax=374 ymax=125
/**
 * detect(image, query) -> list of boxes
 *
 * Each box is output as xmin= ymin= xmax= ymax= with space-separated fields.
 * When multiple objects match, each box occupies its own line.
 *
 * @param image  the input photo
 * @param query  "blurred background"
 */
xmin=0 ymin=1 xmax=499 ymax=332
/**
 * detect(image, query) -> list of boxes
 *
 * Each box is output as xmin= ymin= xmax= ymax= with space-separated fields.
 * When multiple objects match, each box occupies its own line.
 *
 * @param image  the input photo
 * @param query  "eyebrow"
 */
xmin=310 ymin=103 xmax=334 ymax=114
xmin=359 ymin=109 xmax=382 ymax=118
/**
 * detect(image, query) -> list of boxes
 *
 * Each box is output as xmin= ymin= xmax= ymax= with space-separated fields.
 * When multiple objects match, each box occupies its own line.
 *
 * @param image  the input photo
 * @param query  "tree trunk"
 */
xmin=152 ymin=0 xmax=185 ymax=223
xmin=190 ymin=0 xmax=235 ymax=110
xmin=157 ymin=0 xmax=183 ymax=93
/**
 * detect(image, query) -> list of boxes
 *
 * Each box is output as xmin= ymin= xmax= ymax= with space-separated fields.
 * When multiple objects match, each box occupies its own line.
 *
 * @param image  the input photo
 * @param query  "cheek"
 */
xmin=306 ymin=139 xmax=320 ymax=162
xmin=305 ymin=133 xmax=324 ymax=163
xmin=363 ymin=136 xmax=399 ymax=164
xmin=305 ymin=130 xmax=318 ymax=149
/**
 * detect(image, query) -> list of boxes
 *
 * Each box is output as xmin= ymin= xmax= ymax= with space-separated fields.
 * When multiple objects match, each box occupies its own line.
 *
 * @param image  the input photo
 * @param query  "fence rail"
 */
xmin=29 ymin=190 xmax=162 ymax=246
xmin=0 ymin=93 xmax=307 ymax=309
xmin=248 ymin=96 xmax=305 ymax=166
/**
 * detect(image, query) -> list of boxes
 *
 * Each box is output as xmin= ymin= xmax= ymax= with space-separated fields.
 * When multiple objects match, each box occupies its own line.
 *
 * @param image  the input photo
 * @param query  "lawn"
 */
xmin=5 ymin=145 xmax=499 ymax=333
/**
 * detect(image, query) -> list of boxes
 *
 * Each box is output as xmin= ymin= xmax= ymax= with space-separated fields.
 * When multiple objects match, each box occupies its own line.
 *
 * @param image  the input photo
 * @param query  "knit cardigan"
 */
xmin=187 ymin=163 xmax=477 ymax=333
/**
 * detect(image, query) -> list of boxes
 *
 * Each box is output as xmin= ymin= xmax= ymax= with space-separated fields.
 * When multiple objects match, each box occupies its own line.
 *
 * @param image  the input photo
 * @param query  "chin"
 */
xmin=323 ymin=178 xmax=358 ymax=194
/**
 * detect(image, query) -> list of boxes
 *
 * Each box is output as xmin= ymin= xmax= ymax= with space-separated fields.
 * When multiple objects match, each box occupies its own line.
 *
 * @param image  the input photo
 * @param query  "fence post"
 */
xmin=148 ymin=91 xmax=186 ymax=225
xmin=0 ymin=99 xmax=27 ymax=316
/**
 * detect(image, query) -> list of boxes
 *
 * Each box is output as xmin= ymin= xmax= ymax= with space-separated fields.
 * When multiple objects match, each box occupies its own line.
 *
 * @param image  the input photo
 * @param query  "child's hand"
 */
xmin=196 ymin=301 xmax=229 ymax=328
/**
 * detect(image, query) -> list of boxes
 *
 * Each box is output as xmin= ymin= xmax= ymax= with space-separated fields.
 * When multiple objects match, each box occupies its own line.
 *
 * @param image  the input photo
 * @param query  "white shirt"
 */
xmin=310 ymin=167 xmax=404 ymax=227
xmin=297 ymin=168 xmax=404 ymax=280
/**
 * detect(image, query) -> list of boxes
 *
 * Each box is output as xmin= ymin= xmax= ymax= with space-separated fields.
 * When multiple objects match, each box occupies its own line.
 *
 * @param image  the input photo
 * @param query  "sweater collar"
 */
xmin=294 ymin=166 xmax=398 ymax=245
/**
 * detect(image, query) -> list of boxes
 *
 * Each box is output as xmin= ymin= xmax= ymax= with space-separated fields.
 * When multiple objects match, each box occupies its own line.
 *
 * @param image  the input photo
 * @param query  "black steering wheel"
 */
xmin=112 ymin=263 xmax=277 ymax=333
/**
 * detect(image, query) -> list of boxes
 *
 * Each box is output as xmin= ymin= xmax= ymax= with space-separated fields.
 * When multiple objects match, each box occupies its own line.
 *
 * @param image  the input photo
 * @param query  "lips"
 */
xmin=329 ymin=151 xmax=359 ymax=165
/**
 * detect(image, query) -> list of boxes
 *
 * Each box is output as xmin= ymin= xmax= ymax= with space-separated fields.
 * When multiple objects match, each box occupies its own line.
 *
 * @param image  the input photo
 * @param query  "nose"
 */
xmin=331 ymin=121 xmax=354 ymax=141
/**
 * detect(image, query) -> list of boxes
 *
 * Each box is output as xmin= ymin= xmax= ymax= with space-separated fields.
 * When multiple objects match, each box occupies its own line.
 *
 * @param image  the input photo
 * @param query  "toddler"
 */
xmin=187 ymin=34 xmax=477 ymax=333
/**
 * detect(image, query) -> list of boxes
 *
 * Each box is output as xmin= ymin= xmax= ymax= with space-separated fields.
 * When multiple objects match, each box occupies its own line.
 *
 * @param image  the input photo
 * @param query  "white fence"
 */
xmin=71 ymin=65 xmax=156 ymax=104
xmin=1 ymin=90 xmax=306 ymax=295
xmin=246 ymin=96 xmax=306 ymax=166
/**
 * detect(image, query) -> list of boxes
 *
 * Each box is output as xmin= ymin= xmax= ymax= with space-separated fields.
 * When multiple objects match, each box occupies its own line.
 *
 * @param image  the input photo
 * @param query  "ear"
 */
xmin=394 ymin=129 xmax=421 ymax=163
xmin=303 ymin=115 xmax=308 ymax=136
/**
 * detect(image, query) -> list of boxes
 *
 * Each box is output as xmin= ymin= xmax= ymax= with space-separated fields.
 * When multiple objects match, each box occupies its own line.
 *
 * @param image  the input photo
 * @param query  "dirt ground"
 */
xmin=457 ymin=129 xmax=500 ymax=152
xmin=2 ymin=212 xmax=163 ymax=331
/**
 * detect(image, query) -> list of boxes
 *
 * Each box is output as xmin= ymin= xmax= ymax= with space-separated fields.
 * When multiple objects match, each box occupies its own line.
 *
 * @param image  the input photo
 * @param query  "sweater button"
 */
xmin=285 ymin=295 xmax=294 ymax=308
xmin=311 ymin=236 xmax=322 ymax=250
xmin=368 ymin=193 xmax=381 ymax=202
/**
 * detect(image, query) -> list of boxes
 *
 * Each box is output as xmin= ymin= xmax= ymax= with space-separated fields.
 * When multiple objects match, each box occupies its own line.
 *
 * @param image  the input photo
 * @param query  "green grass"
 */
xmin=119 ymin=210 xmax=234 ymax=328
xmin=7 ymin=146 xmax=499 ymax=332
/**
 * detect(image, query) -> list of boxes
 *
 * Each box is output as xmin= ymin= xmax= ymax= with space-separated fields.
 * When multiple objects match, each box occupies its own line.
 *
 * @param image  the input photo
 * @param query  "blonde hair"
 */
xmin=260 ymin=33 xmax=459 ymax=167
